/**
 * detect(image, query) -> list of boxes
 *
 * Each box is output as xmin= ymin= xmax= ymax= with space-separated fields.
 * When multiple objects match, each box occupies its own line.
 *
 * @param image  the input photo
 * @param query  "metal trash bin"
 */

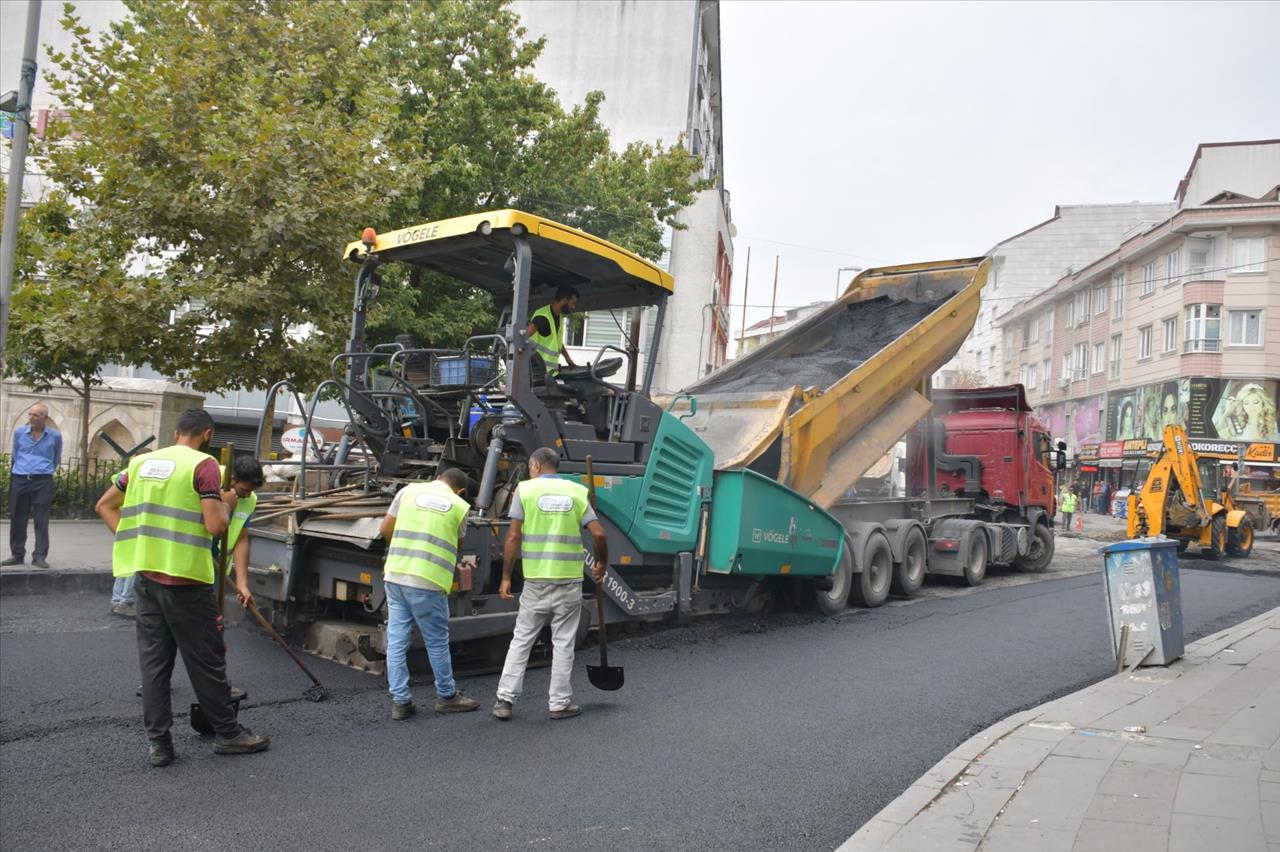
xmin=1099 ymin=538 xmax=1184 ymax=667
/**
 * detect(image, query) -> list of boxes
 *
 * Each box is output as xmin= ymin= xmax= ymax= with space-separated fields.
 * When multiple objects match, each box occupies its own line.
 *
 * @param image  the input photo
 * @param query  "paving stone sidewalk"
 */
xmin=840 ymin=607 xmax=1280 ymax=852
xmin=0 ymin=520 xmax=115 ymax=594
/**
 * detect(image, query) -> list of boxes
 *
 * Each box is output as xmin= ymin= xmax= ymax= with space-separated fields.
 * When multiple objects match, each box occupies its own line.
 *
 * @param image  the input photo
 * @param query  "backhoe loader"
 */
xmin=1127 ymin=425 xmax=1255 ymax=559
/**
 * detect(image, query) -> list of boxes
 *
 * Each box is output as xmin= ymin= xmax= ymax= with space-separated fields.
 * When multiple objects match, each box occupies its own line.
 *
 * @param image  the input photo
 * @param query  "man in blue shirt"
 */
xmin=5 ymin=403 xmax=61 ymax=569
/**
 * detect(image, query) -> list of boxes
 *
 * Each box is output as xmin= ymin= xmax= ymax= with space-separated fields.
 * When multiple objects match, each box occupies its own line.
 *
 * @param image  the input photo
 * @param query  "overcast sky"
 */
xmin=720 ymin=0 xmax=1280 ymax=329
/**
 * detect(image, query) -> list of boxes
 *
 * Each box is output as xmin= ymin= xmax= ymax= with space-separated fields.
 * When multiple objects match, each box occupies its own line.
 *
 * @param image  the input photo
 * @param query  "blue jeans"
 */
xmin=112 ymin=574 xmax=136 ymax=605
xmin=385 ymin=581 xmax=456 ymax=705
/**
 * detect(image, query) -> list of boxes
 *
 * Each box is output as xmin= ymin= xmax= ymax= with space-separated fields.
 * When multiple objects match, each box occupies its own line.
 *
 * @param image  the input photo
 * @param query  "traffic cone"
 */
xmin=1076 ymin=511 xmax=1084 ymax=532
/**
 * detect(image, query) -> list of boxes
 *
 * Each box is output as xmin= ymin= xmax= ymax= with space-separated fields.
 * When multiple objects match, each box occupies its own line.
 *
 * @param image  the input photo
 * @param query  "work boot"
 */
xmin=549 ymin=704 xmax=581 ymax=720
xmin=111 ymin=602 xmax=137 ymax=619
xmin=213 ymin=726 xmax=270 ymax=755
xmin=1 ymin=556 xmax=23 ymax=566
xmin=32 ymin=557 xmax=50 ymax=569
xmin=391 ymin=700 xmax=416 ymax=721
xmin=148 ymin=738 xmax=175 ymax=768
xmin=492 ymin=699 xmax=513 ymax=721
xmin=435 ymin=692 xmax=479 ymax=714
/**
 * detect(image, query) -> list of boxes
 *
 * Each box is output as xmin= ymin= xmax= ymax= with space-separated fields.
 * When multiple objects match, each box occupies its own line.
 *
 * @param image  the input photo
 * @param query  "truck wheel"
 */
xmin=1227 ymin=518 xmax=1254 ymax=558
xmin=891 ymin=527 xmax=927 ymax=597
xmin=815 ymin=539 xmax=853 ymax=616
xmin=1203 ymin=515 xmax=1226 ymax=561
xmin=851 ymin=532 xmax=893 ymax=608
xmin=963 ymin=532 xmax=988 ymax=586
xmin=1014 ymin=522 xmax=1054 ymax=572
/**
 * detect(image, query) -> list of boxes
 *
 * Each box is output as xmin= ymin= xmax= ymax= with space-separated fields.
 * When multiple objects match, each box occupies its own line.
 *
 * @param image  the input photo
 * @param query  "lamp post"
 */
xmin=834 ymin=265 xmax=862 ymax=299
xmin=0 ymin=0 xmax=44 ymax=371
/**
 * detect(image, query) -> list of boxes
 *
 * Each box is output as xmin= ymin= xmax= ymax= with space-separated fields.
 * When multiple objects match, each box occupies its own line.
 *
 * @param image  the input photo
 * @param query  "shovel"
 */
xmin=584 ymin=456 xmax=624 ymax=691
xmin=192 ymin=446 xmax=243 ymax=735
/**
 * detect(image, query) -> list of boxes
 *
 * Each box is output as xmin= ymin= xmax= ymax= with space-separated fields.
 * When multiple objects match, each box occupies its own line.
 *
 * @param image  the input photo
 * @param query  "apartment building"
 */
xmin=998 ymin=141 xmax=1280 ymax=484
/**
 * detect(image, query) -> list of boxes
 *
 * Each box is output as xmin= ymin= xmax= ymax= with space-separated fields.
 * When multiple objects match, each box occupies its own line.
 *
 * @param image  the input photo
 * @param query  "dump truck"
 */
xmin=245 ymin=211 xmax=1060 ymax=672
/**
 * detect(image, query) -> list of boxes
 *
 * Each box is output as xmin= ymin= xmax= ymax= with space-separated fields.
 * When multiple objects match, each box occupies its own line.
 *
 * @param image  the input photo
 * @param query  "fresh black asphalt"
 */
xmin=2 ymin=567 xmax=1279 ymax=851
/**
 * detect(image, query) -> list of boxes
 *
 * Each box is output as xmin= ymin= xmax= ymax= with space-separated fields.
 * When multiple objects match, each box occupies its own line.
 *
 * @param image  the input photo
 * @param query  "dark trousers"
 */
xmin=135 ymin=574 xmax=238 ymax=741
xmin=8 ymin=475 xmax=53 ymax=560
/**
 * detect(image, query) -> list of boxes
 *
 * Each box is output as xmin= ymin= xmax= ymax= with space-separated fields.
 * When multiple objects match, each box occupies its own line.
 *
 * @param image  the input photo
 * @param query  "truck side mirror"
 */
xmin=1055 ymin=451 xmax=1067 ymax=471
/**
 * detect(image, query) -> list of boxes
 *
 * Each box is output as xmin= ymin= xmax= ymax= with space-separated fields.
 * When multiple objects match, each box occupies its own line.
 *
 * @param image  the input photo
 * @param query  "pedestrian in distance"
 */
xmin=1060 ymin=486 xmax=1078 ymax=533
xmin=95 ymin=408 xmax=268 ymax=767
xmin=4 ymin=402 xmax=62 ymax=569
xmin=378 ymin=467 xmax=480 ymax=720
xmin=493 ymin=447 xmax=608 ymax=721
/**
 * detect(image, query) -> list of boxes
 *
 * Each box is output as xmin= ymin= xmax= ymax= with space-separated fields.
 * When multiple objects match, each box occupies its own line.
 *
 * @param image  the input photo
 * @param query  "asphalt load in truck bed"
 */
xmin=699 ymin=295 xmax=947 ymax=394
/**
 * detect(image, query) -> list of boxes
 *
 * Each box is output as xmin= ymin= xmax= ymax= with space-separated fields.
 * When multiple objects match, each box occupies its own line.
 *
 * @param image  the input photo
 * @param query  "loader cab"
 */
xmin=340 ymin=210 xmax=675 ymax=502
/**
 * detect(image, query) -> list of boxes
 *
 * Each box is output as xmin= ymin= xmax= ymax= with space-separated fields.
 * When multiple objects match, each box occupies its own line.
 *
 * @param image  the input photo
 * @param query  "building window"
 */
xmin=1109 ymin=334 xmax=1121 ymax=378
xmin=1228 ymin=309 xmax=1262 ymax=346
xmin=1060 ymin=353 xmax=1072 ymax=387
xmin=1138 ymin=325 xmax=1152 ymax=359
xmin=1042 ymin=359 xmax=1050 ymax=395
xmin=1043 ymin=309 xmax=1053 ymax=345
xmin=1073 ymin=342 xmax=1089 ymax=379
xmin=1189 ymin=246 xmax=1211 ymax=277
xmin=1165 ymin=250 xmax=1180 ymax=287
xmin=1094 ymin=286 xmax=1107 ymax=316
xmin=1072 ymin=290 xmax=1090 ymax=326
xmin=1184 ymin=303 xmax=1221 ymax=352
xmin=1162 ymin=317 xmax=1177 ymax=353
xmin=1023 ymin=362 xmax=1038 ymax=390
xmin=1141 ymin=261 xmax=1155 ymax=295
xmin=1092 ymin=342 xmax=1105 ymax=374
xmin=989 ymin=346 xmax=997 ymax=370
xmin=1231 ymin=237 xmax=1265 ymax=273
xmin=1112 ymin=271 xmax=1124 ymax=318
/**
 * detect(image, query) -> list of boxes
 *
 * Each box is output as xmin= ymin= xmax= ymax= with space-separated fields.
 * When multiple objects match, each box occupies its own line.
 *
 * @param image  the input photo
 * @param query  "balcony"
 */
xmin=1184 ymin=338 xmax=1221 ymax=354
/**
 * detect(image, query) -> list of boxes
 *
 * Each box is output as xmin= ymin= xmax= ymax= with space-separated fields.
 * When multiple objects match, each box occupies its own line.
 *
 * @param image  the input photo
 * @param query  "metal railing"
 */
xmin=0 ymin=455 xmax=121 ymax=520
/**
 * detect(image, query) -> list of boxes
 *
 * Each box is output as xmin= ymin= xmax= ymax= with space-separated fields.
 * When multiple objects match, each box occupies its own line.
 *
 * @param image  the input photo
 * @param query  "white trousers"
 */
xmin=496 ymin=581 xmax=582 ymax=711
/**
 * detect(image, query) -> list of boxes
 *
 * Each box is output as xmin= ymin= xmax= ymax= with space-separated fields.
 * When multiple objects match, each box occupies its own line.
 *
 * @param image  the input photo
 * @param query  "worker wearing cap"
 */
xmin=95 ymin=408 xmax=269 ymax=767
xmin=493 ymin=447 xmax=607 ymax=721
xmin=378 ymin=467 xmax=480 ymax=720
xmin=526 ymin=285 xmax=579 ymax=379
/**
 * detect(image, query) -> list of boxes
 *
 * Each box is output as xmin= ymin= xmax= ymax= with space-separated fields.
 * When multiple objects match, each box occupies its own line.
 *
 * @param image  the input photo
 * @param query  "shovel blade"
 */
xmin=190 ymin=702 xmax=215 ymax=736
xmin=587 ymin=663 xmax=624 ymax=691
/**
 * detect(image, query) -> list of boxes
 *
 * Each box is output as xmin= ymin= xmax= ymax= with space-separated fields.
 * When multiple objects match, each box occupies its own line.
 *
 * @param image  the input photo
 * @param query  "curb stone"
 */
xmin=0 ymin=568 xmax=114 ymax=596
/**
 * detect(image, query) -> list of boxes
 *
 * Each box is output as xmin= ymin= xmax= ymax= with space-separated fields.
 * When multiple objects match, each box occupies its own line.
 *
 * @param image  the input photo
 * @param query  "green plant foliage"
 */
xmin=34 ymin=0 xmax=705 ymax=393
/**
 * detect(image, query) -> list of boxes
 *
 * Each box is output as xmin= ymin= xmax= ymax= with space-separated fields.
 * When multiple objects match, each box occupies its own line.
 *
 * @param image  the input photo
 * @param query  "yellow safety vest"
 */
xmin=518 ymin=476 xmax=589 ymax=581
xmin=529 ymin=305 xmax=563 ymax=376
xmin=113 ymin=445 xmax=215 ymax=582
xmin=383 ymin=480 xmax=470 ymax=593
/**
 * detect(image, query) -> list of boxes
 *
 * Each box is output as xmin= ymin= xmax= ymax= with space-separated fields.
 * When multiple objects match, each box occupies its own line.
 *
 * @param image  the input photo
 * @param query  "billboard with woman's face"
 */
xmin=1107 ymin=377 xmax=1280 ymax=441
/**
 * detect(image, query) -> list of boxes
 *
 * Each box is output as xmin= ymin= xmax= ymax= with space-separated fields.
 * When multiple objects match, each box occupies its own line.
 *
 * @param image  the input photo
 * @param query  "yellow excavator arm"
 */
xmin=1128 ymin=426 xmax=1213 ymax=538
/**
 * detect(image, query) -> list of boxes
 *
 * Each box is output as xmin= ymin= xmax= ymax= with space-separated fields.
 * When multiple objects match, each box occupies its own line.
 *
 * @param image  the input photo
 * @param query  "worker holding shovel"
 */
xmin=96 ymin=409 xmax=269 ymax=767
xmin=493 ymin=447 xmax=608 ymax=721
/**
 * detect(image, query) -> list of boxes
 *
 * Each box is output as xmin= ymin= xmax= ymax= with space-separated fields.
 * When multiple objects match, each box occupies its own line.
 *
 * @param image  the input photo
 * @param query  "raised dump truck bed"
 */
xmin=674 ymin=258 xmax=988 ymax=507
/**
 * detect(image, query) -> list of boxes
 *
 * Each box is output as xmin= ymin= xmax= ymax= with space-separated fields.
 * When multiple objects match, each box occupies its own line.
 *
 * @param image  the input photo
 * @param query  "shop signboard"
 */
xmin=1108 ymin=378 xmax=1280 ymax=443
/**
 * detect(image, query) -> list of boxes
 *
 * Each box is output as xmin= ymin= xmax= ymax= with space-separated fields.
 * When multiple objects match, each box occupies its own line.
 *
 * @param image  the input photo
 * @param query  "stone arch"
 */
xmin=89 ymin=419 xmax=137 ymax=464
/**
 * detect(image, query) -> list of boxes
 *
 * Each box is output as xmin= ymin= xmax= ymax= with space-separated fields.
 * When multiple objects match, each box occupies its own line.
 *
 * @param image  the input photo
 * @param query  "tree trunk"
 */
xmin=78 ymin=376 xmax=92 ymax=490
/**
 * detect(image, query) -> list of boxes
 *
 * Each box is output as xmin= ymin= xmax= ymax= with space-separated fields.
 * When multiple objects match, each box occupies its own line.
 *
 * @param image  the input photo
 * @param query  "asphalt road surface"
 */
xmin=3 ymin=550 xmax=1280 ymax=851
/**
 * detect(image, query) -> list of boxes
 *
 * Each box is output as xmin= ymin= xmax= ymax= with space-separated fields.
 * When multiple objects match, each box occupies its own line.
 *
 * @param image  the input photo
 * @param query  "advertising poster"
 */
xmin=1107 ymin=378 xmax=1280 ymax=442
xmin=1071 ymin=395 xmax=1103 ymax=446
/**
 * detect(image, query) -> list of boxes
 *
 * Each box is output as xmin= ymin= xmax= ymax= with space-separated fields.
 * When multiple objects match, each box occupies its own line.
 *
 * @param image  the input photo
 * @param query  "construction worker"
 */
xmin=526 ymin=285 xmax=579 ymax=379
xmin=1060 ymin=486 xmax=1078 ymax=532
xmin=378 ymin=467 xmax=480 ymax=720
xmin=222 ymin=456 xmax=265 ymax=601
xmin=493 ymin=447 xmax=607 ymax=721
xmin=95 ymin=409 xmax=268 ymax=767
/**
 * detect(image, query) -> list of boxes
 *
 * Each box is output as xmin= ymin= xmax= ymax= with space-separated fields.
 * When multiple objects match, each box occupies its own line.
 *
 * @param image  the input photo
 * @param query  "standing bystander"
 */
xmin=4 ymin=403 xmax=61 ymax=568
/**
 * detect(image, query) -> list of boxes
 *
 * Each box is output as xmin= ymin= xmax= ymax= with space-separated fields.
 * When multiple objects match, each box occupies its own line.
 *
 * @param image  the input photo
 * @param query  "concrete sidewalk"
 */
xmin=0 ymin=520 xmax=115 ymax=594
xmin=840 ymin=608 xmax=1280 ymax=852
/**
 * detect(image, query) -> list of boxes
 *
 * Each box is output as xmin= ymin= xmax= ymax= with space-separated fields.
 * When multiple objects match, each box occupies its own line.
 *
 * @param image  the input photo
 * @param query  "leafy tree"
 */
xmin=38 ymin=0 xmax=705 ymax=394
xmin=5 ymin=189 xmax=174 ymax=485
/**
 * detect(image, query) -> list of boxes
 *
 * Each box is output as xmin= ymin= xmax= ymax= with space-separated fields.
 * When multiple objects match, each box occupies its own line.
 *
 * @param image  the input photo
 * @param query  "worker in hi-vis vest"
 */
xmin=493 ymin=447 xmax=608 ymax=721
xmin=378 ymin=467 xmax=480 ymax=720
xmin=95 ymin=409 xmax=268 ymax=767
xmin=526 ymin=285 xmax=580 ymax=379
xmin=220 ymin=456 xmax=264 ymax=595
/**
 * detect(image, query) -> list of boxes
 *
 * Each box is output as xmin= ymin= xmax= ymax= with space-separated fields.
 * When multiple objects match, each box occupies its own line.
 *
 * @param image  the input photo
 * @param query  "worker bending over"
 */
xmin=96 ymin=409 xmax=268 ymax=767
xmin=379 ymin=468 xmax=480 ymax=720
xmin=494 ymin=447 xmax=607 ymax=721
